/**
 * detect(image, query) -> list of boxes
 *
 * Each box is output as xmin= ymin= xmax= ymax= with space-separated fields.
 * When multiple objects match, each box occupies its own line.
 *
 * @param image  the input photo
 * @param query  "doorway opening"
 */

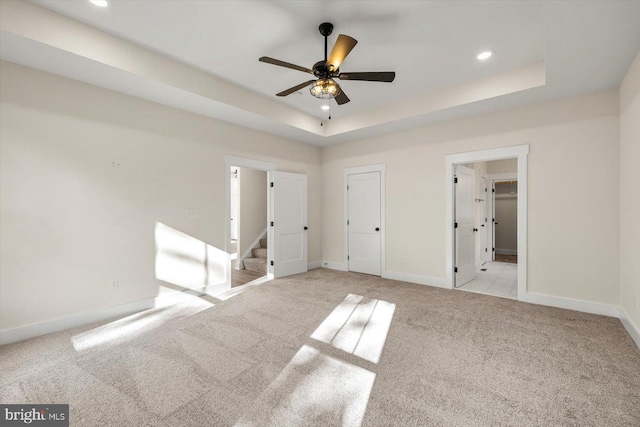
xmin=445 ymin=145 xmax=528 ymax=301
xmin=225 ymin=156 xmax=276 ymax=290
xmin=229 ymin=166 xmax=269 ymax=288
xmin=493 ymin=180 xmax=518 ymax=264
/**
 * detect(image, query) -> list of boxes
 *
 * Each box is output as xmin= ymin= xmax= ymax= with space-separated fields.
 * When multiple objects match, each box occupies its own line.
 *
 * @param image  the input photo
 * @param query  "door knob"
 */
xmin=375 ymin=227 xmax=380 ymax=231
xmin=304 ymin=226 xmax=308 ymax=230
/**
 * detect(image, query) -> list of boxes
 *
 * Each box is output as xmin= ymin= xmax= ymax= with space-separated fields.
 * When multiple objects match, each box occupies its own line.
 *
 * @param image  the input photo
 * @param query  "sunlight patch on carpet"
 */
xmin=71 ymin=293 xmax=212 ymax=351
xmin=234 ymin=345 xmax=375 ymax=427
xmin=311 ymin=294 xmax=395 ymax=364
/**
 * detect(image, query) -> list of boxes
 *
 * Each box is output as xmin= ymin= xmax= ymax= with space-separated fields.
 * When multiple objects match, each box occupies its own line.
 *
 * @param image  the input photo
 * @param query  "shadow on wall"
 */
xmin=154 ymin=222 xmax=228 ymax=294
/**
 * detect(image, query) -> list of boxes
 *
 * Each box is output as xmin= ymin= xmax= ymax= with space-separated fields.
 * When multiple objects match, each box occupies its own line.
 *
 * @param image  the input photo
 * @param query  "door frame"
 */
xmin=343 ymin=164 xmax=386 ymax=275
xmin=224 ymin=155 xmax=276 ymax=288
xmin=445 ymin=145 xmax=529 ymax=301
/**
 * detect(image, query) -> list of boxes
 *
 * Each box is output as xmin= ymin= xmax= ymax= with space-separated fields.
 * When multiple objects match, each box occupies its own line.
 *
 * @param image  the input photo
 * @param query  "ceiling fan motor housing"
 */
xmin=312 ymin=61 xmax=336 ymax=79
xmin=318 ymin=22 xmax=334 ymax=37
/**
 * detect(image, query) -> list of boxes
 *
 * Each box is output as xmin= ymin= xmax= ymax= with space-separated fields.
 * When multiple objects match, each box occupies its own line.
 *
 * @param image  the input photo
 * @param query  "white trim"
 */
xmin=446 ymin=145 xmax=530 ymax=164
xmin=445 ymin=145 xmax=529 ymax=302
xmin=382 ymin=271 xmax=449 ymax=289
xmin=526 ymin=293 xmax=619 ymax=318
xmin=308 ymin=261 xmax=322 ymax=270
xmin=239 ymin=228 xmax=267 ymax=262
xmin=322 ymin=261 xmax=348 ymax=271
xmin=225 ymin=155 xmax=276 ymax=287
xmin=0 ymin=290 xmax=201 ymax=345
xmin=516 ymin=154 xmax=528 ymax=300
xmin=619 ymin=307 xmax=640 ymax=349
xmin=225 ymin=156 xmax=276 ymax=172
xmin=343 ymin=163 xmax=386 ymax=276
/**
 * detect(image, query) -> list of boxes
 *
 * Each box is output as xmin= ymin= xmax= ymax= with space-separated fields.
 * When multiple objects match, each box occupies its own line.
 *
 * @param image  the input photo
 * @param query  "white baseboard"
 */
xmin=308 ymin=261 xmax=322 ymax=270
xmin=524 ymin=292 xmax=619 ymax=318
xmin=382 ymin=271 xmax=450 ymax=289
xmin=495 ymin=249 xmax=517 ymax=255
xmin=322 ymin=261 xmax=348 ymax=271
xmin=0 ymin=297 xmax=156 ymax=345
xmin=619 ymin=307 xmax=640 ymax=349
xmin=0 ymin=284 xmax=232 ymax=346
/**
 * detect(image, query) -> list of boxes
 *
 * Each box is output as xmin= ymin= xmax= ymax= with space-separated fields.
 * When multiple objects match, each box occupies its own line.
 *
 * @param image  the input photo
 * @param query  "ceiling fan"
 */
xmin=259 ymin=22 xmax=395 ymax=105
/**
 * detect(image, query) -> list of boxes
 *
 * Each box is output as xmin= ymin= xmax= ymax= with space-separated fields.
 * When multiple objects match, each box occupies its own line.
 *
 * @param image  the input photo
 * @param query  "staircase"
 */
xmin=243 ymin=238 xmax=268 ymax=274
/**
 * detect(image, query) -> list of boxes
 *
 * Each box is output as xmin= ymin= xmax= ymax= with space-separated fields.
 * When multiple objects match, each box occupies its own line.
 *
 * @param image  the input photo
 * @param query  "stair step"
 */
xmin=243 ymin=257 xmax=267 ymax=274
xmin=259 ymin=238 xmax=268 ymax=249
xmin=252 ymin=247 xmax=267 ymax=259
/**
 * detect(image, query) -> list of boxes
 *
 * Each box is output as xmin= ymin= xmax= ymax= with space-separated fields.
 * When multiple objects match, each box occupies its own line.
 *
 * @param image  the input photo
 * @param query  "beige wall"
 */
xmin=238 ymin=168 xmax=267 ymax=258
xmin=323 ymin=89 xmax=620 ymax=305
xmin=487 ymin=158 xmax=518 ymax=174
xmin=0 ymin=61 xmax=322 ymax=330
xmin=619 ymin=51 xmax=640 ymax=329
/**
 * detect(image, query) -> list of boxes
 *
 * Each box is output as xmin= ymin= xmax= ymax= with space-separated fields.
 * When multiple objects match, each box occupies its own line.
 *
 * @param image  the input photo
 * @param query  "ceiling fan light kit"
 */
xmin=310 ymin=79 xmax=341 ymax=98
xmin=259 ymin=22 xmax=396 ymax=108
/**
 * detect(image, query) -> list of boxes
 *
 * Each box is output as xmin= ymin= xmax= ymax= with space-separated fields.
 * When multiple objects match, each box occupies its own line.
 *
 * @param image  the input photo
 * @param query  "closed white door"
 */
xmin=348 ymin=172 xmax=381 ymax=276
xmin=272 ymin=171 xmax=307 ymax=278
xmin=455 ymin=165 xmax=475 ymax=287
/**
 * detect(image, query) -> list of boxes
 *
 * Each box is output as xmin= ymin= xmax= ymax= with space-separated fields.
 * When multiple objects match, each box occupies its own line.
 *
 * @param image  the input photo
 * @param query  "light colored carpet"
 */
xmin=1 ymin=269 xmax=639 ymax=426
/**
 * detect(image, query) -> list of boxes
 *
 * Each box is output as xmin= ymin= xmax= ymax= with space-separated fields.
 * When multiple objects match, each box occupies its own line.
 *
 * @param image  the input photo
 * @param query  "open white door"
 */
xmin=347 ymin=171 xmax=381 ymax=276
xmin=455 ymin=164 xmax=475 ymax=287
xmin=481 ymin=176 xmax=491 ymax=263
xmin=230 ymin=168 xmax=239 ymax=241
xmin=272 ymin=171 xmax=307 ymax=278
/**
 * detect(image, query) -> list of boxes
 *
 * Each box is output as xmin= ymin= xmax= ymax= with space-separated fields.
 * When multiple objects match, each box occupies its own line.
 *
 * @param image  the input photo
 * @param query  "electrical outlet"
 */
xmin=109 ymin=159 xmax=121 ymax=170
xmin=186 ymin=209 xmax=199 ymax=218
xmin=633 ymin=293 xmax=638 ymax=308
xmin=400 ymin=256 xmax=407 ymax=264
xmin=109 ymin=279 xmax=119 ymax=290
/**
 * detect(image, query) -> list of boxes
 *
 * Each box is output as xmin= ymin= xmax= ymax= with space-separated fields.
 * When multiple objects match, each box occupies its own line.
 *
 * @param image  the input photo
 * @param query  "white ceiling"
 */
xmin=3 ymin=1 xmax=640 ymax=145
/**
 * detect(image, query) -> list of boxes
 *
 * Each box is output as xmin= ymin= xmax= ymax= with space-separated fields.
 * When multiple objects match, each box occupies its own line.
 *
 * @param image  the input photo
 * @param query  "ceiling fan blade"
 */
xmin=259 ymin=57 xmax=314 ymax=75
xmin=327 ymin=35 xmax=358 ymax=71
xmin=334 ymin=89 xmax=350 ymax=105
xmin=276 ymin=80 xmax=317 ymax=97
xmin=338 ymin=72 xmax=396 ymax=82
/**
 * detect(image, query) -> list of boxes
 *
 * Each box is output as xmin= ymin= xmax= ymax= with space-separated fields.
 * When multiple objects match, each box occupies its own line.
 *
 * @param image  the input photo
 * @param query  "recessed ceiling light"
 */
xmin=90 ymin=0 xmax=108 ymax=7
xmin=321 ymin=105 xmax=330 ymax=111
xmin=477 ymin=51 xmax=492 ymax=60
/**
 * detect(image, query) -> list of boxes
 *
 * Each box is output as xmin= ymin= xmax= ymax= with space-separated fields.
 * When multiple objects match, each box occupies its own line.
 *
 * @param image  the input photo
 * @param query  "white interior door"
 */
xmin=272 ymin=171 xmax=307 ymax=278
xmin=455 ymin=165 xmax=475 ymax=287
xmin=230 ymin=169 xmax=239 ymax=241
xmin=481 ymin=176 xmax=490 ymax=263
xmin=491 ymin=181 xmax=496 ymax=261
xmin=348 ymin=172 xmax=381 ymax=276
